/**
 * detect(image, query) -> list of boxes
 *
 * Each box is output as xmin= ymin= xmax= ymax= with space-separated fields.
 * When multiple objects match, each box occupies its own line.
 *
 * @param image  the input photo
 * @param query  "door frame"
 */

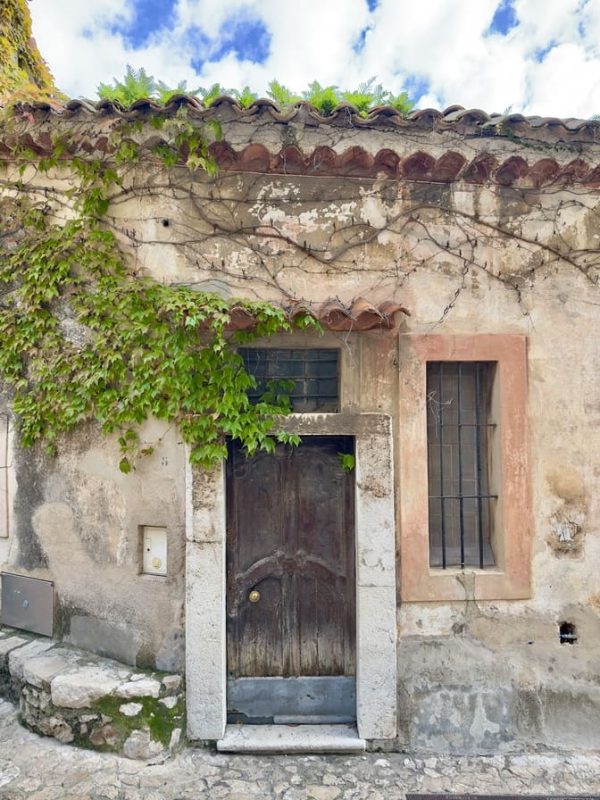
xmin=185 ymin=413 xmax=397 ymax=743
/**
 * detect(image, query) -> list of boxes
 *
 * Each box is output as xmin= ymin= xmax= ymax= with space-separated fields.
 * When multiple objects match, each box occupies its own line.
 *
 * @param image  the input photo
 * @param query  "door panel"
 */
xmin=226 ymin=436 xmax=355 ymax=686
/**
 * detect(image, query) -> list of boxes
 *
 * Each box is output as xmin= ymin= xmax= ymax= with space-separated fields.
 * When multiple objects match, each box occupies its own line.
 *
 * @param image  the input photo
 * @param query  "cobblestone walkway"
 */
xmin=1 ymin=700 xmax=600 ymax=800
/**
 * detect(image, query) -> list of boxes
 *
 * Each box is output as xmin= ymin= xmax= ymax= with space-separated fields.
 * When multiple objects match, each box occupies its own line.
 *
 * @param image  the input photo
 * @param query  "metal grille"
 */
xmin=426 ymin=361 xmax=497 ymax=569
xmin=239 ymin=348 xmax=339 ymax=412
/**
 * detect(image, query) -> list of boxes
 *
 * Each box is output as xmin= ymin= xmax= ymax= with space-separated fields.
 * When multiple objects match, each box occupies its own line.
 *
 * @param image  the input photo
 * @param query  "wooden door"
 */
xmin=226 ymin=436 xmax=355 ymax=720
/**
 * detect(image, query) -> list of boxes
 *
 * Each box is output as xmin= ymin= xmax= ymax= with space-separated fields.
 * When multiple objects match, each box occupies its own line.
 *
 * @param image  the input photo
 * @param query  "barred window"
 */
xmin=426 ymin=362 xmax=497 ymax=569
xmin=239 ymin=348 xmax=339 ymax=412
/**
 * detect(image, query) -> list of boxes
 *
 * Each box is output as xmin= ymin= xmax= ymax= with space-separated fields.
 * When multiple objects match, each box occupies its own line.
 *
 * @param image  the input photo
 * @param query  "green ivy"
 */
xmin=0 ymin=111 xmax=312 ymax=470
xmin=337 ymin=453 xmax=356 ymax=473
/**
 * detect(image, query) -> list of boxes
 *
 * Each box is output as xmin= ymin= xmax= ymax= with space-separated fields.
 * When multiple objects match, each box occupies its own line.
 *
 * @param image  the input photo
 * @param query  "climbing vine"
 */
xmin=0 ymin=0 xmax=61 ymax=104
xmin=0 ymin=108 xmax=316 ymax=470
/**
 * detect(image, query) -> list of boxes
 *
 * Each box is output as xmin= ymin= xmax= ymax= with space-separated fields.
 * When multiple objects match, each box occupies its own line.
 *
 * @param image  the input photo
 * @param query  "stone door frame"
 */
xmin=185 ymin=413 xmax=397 ymax=743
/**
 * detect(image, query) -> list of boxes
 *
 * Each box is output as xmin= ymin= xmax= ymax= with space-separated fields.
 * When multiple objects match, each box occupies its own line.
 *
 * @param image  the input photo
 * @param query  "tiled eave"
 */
xmin=2 ymin=96 xmax=600 ymax=187
xmin=226 ymin=299 xmax=408 ymax=332
xmin=2 ymin=133 xmax=600 ymax=188
xmin=7 ymin=95 xmax=600 ymax=143
xmin=210 ymin=143 xmax=600 ymax=187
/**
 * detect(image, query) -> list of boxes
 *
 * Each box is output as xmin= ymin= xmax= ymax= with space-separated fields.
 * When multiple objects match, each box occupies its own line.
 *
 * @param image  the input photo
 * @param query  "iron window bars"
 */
xmin=426 ymin=361 xmax=497 ymax=569
xmin=239 ymin=348 xmax=339 ymax=412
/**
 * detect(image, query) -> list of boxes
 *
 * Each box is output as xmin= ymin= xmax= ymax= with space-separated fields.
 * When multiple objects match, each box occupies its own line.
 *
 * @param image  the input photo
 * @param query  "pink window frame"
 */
xmin=398 ymin=334 xmax=532 ymax=601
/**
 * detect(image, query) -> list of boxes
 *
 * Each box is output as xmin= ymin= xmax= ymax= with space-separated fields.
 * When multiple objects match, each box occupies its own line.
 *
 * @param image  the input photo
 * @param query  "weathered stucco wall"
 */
xmin=0 ymin=413 xmax=187 ymax=671
xmin=1 ymin=106 xmax=600 ymax=750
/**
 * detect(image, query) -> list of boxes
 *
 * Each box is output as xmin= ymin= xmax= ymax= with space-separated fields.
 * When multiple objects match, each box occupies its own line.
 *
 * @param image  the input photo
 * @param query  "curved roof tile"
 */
xmin=221 ymin=299 xmax=408 ymax=332
xmin=3 ymin=98 xmax=600 ymax=186
xmin=8 ymin=97 xmax=600 ymax=143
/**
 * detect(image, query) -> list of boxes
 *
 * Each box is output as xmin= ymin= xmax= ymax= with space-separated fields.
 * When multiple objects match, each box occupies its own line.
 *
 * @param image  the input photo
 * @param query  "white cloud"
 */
xmin=524 ymin=42 xmax=600 ymax=116
xmin=28 ymin=0 xmax=600 ymax=117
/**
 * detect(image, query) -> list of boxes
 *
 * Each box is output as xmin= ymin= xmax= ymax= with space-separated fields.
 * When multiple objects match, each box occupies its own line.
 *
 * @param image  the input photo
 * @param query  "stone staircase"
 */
xmin=0 ymin=626 xmax=184 ymax=760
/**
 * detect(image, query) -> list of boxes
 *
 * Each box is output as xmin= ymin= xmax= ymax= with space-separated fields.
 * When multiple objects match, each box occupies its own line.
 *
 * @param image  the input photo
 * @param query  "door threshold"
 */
xmin=217 ymin=723 xmax=366 ymax=754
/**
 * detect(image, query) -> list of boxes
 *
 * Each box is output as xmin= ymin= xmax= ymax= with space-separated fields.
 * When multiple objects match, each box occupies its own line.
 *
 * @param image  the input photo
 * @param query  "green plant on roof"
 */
xmin=267 ymin=80 xmax=302 ymax=107
xmin=302 ymin=81 xmax=340 ymax=116
xmin=95 ymin=67 xmax=414 ymax=116
xmin=156 ymin=79 xmax=202 ymax=105
xmin=197 ymin=83 xmax=235 ymax=106
xmin=233 ymin=85 xmax=259 ymax=109
xmin=97 ymin=65 xmax=157 ymax=106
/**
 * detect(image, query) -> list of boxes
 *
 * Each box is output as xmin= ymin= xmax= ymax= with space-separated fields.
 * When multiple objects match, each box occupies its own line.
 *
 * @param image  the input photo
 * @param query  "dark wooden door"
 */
xmin=226 ymin=436 xmax=355 ymax=685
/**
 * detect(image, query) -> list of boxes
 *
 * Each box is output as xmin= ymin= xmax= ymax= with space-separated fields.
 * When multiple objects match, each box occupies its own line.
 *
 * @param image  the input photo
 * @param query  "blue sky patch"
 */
xmin=488 ymin=0 xmax=519 ymax=36
xmin=533 ymin=41 xmax=556 ymax=63
xmin=110 ymin=0 xmax=177 ymax=49
xmin=366 ymin=0 xmax=379 ymax=10
xmin=353 ymin=26 xmax=370 ymax=53
xmin=186 ymin=25 xmax=211 ymax=74
xmin=404 ymin=74 xmax=430 ymax=104
xmin=209 ymin=14 xmax=271 ymax=64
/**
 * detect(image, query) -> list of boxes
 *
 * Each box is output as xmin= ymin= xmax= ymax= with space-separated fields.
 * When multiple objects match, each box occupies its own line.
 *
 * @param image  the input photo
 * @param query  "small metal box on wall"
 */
xmin=1 ymin=573 xmax=54 ymax=636
xmin=141 ymin=526 xmax=168 ymax=576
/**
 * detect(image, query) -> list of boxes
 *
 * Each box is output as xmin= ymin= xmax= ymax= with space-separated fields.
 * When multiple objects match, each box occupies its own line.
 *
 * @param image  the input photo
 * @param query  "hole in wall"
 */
xmin=162 ymin=219 xmax=170 ymax=227
xmin=559 ymin=621 xmax=577 ymax=644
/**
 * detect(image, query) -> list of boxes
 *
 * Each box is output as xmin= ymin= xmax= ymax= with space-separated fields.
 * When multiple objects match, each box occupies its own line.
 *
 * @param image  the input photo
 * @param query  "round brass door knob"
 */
xmin=248 ymin=590 xmax=261 ymax=603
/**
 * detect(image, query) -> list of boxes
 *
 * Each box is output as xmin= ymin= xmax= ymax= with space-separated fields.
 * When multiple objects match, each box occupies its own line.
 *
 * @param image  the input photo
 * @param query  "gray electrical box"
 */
xmin=1 ymin=572 xmax=54 ymax=637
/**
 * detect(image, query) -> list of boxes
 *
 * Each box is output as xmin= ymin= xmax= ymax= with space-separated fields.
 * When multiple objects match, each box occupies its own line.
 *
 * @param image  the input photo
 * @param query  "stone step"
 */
xmin=0 ymin=626 xmax=184 ymax=759
xmin=217 ymin=724 xmax=366 ymax=754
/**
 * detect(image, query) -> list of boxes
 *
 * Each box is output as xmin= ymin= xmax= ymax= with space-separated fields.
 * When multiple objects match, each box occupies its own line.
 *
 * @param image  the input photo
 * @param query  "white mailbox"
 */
xmin=142 ymin=526 xmax=167 ymax=576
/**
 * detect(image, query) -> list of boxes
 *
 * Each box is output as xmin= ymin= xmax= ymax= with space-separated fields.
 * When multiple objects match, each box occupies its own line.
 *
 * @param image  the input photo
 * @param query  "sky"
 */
xmin=29 ymin=0 xmax=600 ymax=118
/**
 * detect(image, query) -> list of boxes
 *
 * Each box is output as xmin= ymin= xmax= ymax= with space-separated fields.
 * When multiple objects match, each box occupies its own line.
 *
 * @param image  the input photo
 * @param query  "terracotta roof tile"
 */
xmin=224 ymin=299 xmax=408 ymax=333
xmin=3 ymin=98 xmax=600 ymax=187
xmin=8 ymin=96 xmax=600 ymax=141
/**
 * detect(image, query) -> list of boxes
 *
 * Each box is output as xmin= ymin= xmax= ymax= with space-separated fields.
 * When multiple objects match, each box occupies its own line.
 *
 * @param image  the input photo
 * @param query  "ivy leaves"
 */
xmin=0 ymin=120 xmax=316 ymax=469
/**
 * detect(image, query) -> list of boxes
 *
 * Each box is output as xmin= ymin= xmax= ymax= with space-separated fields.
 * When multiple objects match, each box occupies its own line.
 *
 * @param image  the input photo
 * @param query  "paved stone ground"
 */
xmin=1 ymin=700 xmax=600 ymax=800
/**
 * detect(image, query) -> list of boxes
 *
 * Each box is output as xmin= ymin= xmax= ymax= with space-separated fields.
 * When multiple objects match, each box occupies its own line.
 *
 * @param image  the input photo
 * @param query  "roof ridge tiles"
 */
xmin=7 ymin=95 xmax=600 ymax=135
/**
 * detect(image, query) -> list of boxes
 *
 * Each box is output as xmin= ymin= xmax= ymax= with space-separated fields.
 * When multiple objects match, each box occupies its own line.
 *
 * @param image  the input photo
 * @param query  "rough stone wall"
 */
xmin=1 ymin=111 xmax=600 ymax=749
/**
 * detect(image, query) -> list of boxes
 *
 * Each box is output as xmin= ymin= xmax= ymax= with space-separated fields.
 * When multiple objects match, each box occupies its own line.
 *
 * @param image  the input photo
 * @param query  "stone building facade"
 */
xmin=1 ymin=98 xmax=600 ymax=752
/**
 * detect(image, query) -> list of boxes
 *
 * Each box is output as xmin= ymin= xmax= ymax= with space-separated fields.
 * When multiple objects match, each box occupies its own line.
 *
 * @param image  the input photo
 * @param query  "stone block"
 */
xmin=116 ymin=678 xmax=161 ymax=699
xmin=89 ymin=723 xmax=120 ymax=748
xmin=217 ymin=724 xmax=365 ymax=753
xmin=123 ymin=730 xmax=164 ymax=761
xmin=119 ymin=702 xmax=143 ymax=717
xmin=37 ymin=715 xmax=74 ymax=744
xmin=161 ymin=674 xmax=182 ymax=693
xmin=51 ymin=666 xmax=122 ymax=708
xmin=356 ymin=586 xmax=397 ymax=740
xmin=355 ymin=434 xmax=395 ymax=588
xmin=169 ymin=727 xmax=182 ymax=751
xmin=185 ymin=540 xmax=226 ymax=740
xmin=0 ymin=635 xmax=29 ymax=667
xmin=22 ymin=650 xmax=81 ymax=688
xmin=185 ymin=461 xmax=226 ymax=544
xmin=8 ymin=639 xmax=55 ymax=680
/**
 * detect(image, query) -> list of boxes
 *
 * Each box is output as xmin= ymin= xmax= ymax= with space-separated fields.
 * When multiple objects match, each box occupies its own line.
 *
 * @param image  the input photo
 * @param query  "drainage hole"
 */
xmin=559 ymin=621 xmax=578 ymax=644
